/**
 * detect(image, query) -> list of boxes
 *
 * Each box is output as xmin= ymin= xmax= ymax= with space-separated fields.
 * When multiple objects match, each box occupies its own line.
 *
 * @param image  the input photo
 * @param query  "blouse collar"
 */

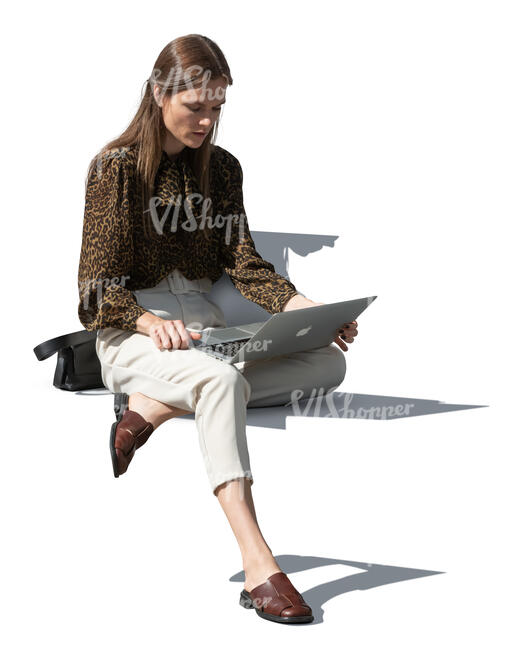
xmin=153 ymin=149 xmax=205 ymax=226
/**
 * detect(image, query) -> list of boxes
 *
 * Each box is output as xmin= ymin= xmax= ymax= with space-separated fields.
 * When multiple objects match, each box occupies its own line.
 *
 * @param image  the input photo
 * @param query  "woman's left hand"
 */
xmin=311 ymin=301 xmax=358 ymax=352
xmin=282 ymin=295 xmax=359 ymax=351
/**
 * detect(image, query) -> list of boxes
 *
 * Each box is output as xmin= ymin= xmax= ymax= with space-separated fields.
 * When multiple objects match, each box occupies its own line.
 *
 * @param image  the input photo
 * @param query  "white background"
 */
xmin=2 ymin=0 xmax=516 ymax=647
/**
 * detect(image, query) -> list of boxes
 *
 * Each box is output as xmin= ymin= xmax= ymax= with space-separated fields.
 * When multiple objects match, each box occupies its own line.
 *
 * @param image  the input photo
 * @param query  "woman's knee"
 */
xmin=315 ymin=344 xmax=347 ymax=388
xmin=201 ymin=362 xmax=252 ymax=399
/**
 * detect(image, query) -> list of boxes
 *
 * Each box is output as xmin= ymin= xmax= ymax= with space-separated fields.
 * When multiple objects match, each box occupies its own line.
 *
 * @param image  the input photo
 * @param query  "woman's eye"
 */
xmin=188 ymin=106 xmax=222 ymax=112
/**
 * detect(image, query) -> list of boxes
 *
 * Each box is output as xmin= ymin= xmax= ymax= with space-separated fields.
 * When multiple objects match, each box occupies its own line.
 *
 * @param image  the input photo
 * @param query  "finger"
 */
xmin=150 ymin=331 xmax=163 ymax=350
xmin=339 ymin=328 xmax=358 ymax=338
xmin=164 ymin=322 xmax=182 ymax=350
xmin=174 ymin=321 xmax=193 ymax=350
xmin=334 ymin=336 xmax=348 ymax=351
xmin=151 ymin=324 xmax=169 ymax=350
xmin=158 ymin=328 xmax=172 ymax=349
xmin=188 ymin=330 xmax=203 ymax=346
xmin=154 ymin=323 xmax=169 ymax=349
xmin=339 ymin=325 xmax=358 ymax=333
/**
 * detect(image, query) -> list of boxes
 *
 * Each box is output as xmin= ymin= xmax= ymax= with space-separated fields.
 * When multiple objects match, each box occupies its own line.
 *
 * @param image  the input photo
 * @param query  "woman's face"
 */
xmin=154 ymin=76 xmax=228 ymax=154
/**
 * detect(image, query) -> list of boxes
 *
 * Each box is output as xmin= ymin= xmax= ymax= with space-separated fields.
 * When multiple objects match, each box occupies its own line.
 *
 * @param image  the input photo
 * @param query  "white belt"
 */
xmin=137 ymin=268 xmax=212 ymax=295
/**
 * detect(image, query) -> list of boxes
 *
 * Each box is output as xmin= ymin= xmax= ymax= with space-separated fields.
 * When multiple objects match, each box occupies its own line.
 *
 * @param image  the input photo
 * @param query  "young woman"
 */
xmin=77 ymin=34 xmax=358 ymax=625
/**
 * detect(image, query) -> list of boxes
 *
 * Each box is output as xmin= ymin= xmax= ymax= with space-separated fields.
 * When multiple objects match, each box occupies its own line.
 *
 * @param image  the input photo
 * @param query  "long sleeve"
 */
xmin=218 ymin=155 xmax=300 ymax=314
xmin=77 ymin=152 xmax=148 ymax=332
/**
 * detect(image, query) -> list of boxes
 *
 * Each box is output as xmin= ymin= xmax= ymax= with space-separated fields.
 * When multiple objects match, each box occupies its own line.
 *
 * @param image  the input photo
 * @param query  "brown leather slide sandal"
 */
xmin=239 ymin=571 xmax=314 ymax=624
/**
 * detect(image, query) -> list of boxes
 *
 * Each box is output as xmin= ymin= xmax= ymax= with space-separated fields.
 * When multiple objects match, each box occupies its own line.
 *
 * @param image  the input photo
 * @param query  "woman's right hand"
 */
xmin=137 ymin=313 xmax=203 ymax=350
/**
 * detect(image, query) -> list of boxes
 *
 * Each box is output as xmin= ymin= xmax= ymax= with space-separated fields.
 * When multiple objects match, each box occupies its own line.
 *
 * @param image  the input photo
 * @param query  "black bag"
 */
xmin=33 ymin=329 xmax=106 ymax=391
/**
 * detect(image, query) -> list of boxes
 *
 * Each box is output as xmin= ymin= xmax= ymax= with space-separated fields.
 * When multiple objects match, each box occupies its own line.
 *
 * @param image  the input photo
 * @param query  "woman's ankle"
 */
xmin=243 ymin=546 xmax=278 ymax=573
xmin=243 ymin=556 xmax=282 ymax=590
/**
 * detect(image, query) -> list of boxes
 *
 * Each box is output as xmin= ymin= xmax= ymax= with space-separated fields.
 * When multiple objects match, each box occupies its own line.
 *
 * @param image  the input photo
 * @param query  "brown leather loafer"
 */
xmin=239 ymin=571 xmax=314 ymax=623
xmin=109 ymin=393 xmax=154 ymax=477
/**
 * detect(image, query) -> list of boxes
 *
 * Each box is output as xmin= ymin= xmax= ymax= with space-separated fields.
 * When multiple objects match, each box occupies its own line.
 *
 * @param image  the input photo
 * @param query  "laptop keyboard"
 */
xmin=198 ymin=338 xmax=249 ymax=359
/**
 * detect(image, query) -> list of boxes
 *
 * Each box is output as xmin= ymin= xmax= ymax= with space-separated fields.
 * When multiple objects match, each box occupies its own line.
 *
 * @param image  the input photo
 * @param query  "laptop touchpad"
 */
xmin=206 ymin=326 xmax=251 ymax=343
xmin=237 ymin=322 xmax=265 ymax=335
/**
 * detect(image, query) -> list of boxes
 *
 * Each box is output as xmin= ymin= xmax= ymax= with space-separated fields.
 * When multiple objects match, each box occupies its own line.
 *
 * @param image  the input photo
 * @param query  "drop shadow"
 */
xmin=76 ymin=389 xmax=488 ymax=426
xmin=206 ymin=230 xmax=338 ymax=327
xmin=230 ymin=554 xmax=444 ymax=624
xmin=242 ymin=391 xmax=488 ymax=429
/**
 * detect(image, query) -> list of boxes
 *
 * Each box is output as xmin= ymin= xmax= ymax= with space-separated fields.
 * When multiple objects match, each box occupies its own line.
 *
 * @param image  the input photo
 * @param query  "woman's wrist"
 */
xmin=281 ymin=293 xmax=319 ymax=312
xmin=136 ymin=311 xmax=163 ymax=335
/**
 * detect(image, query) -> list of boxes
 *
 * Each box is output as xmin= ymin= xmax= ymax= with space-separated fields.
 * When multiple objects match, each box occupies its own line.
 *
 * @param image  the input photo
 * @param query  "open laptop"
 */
xmin=188 ymin=295 xmax=377 ymax=364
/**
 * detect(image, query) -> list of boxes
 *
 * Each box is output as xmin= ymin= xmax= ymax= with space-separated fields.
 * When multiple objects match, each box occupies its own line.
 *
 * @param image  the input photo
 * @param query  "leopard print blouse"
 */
xmin=77 ymin=143 xmax=300 ymax=332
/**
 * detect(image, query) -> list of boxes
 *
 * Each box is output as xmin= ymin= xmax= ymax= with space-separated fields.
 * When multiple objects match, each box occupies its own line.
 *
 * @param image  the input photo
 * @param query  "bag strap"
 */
xmin=33 ymin=329 xmax=97 ymax=361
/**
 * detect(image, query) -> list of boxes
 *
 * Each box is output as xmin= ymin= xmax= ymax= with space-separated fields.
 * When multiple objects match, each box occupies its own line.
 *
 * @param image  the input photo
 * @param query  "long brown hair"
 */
xmin=86 ymin=34 xmax=233 ymax=240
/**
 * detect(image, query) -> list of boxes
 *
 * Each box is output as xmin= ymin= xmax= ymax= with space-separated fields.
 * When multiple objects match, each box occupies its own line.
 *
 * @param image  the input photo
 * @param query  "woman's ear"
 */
xmin=153 ymin=84 xmax=163 ymax=107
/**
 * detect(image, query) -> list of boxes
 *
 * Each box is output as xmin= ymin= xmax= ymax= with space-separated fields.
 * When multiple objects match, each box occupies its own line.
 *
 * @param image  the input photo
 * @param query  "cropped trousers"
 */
xmin=96 ymin=269 xmax=347 ymax=494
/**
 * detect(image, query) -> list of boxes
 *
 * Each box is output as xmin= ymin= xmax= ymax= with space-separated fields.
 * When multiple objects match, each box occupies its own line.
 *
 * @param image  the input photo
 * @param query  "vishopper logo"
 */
xmin=232 ymin=338 xmax=274 ymax=363
xmin=94 ymin=148 xmax=128 ymax=180
xmin=186 ymin=326 xmax=273 ymax=362
xmin=144 ymin=193 xmax=247 ymax=244
xmin=250 ymin=596 xmax=274 ymax=609
xmin=148 ymin=64 xmax=226 ymax=105
xmin=79 ymin=274 xmax=131 ymax=310
xmin=284 ymin=389 xmax=416 ymax=419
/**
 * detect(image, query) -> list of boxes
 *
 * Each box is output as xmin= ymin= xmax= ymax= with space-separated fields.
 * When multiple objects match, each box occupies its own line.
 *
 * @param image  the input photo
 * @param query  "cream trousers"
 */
xmin=96 ymin=269 xmax=347 ymax=494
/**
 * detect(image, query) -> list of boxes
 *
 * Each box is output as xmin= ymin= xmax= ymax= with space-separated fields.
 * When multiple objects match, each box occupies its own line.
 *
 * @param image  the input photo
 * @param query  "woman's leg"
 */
xmin=98 ymin=330 xmax=256 ymax=491
xmin=212 ymin=344 xmax=347 ymax=591
xmin=215 ymin=477 xmax=281 ymax=592
xmin=238 ymin=343 xmax=347 ymax=408
xmin=128 ymin=392 xmax=192 ymax=429
xmin=126 ymin=390 xmax=278 ymax=589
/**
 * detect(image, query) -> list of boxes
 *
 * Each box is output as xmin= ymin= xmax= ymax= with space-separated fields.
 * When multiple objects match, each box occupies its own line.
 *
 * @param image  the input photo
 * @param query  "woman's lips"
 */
xmin=193 ymin=131 xmax=206 ymax=137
